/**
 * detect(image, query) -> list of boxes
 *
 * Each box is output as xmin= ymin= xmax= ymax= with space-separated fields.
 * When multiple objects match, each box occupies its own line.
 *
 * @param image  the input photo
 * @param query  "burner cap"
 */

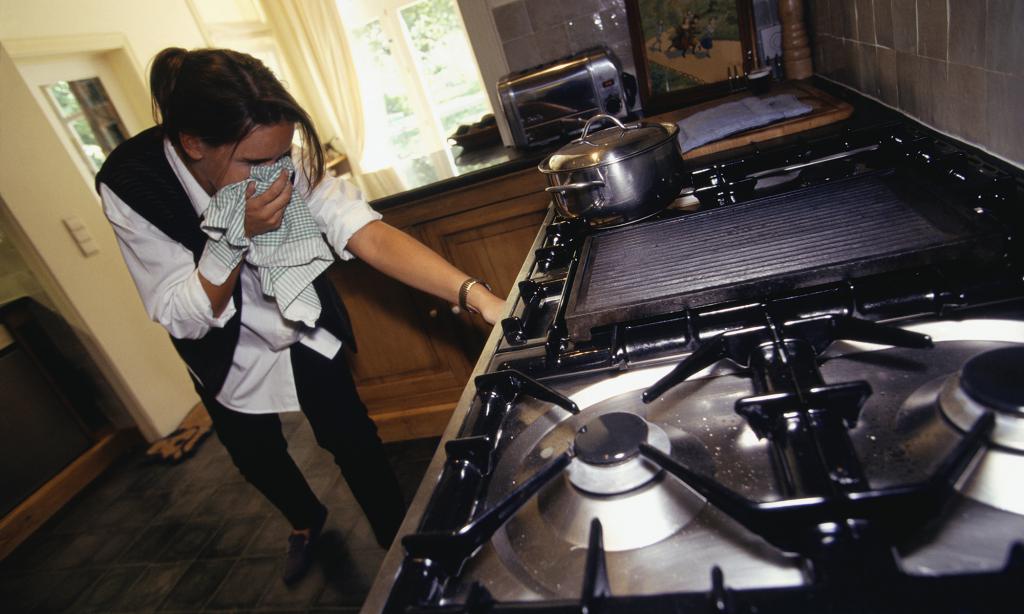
xmin=961 ymin=347 xmax=1024 ymax=417
xmin=574 ymin=412 xmax=648 ymax=465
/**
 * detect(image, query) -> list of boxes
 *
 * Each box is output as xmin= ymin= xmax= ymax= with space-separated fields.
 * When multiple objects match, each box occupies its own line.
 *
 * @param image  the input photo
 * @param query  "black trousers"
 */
xmin=199 ymin=343 xmax=406 ymax=547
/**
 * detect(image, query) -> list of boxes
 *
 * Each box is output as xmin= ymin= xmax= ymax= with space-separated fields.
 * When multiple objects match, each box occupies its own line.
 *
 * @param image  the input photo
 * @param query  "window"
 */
xmin=339 ymin=0 xmax=493 ymax=187
xmin=43 ymin=78 xmax=129 ymax=174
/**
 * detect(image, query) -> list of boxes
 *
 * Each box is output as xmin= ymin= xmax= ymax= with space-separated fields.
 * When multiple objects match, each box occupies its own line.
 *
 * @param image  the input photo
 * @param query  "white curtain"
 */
xmin=260 ymin=0 xmax=404 ymax=200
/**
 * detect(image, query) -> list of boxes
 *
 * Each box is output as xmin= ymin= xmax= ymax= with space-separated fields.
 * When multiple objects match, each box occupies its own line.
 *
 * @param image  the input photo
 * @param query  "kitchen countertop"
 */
xmin=368 ymin=142 xmax=554 ymax=211
xmin=368 ymin=78 xmax=867 ymax=212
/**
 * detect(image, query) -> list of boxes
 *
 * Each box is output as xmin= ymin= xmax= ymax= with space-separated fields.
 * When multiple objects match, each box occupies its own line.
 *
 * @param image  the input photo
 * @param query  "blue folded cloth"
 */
xmin=676 ymin=94 xmax=813 ymax=153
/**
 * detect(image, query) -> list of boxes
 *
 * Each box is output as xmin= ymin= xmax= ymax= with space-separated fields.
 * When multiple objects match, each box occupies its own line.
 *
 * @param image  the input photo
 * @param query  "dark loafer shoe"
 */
xmin=282 ymin=506 xmax=327 ymax=584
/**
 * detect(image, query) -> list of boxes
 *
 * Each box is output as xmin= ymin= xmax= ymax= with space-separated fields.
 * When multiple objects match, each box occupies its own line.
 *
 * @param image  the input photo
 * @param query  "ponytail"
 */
xmin=149 ymin=47 xmax=188 ymax=127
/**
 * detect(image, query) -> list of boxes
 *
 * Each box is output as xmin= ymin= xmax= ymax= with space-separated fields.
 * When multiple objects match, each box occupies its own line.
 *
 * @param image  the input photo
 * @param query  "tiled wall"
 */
xmin=489 ymin=0 xmax=637 ymax=78
xmin=807 ymin=0 xmax=1024 ymax=166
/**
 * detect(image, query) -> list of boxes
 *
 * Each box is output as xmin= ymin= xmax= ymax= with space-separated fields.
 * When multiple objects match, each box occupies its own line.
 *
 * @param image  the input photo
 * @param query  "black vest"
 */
xmin=96 ymin=126 xmax=355 ymax=395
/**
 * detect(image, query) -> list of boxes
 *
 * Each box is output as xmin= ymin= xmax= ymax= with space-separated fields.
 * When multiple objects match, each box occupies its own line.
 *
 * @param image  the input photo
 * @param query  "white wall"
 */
xmin=0 ymin=0 xmax=211 ymax=440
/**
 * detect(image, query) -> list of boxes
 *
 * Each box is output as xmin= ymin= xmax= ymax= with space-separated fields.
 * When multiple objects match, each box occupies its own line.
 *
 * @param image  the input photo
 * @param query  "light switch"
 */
xmin=62 ymin=216 xmax=100 ymax=257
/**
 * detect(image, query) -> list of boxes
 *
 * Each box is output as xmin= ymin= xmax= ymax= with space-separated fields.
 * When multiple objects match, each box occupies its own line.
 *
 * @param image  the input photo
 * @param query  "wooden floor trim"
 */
xmin=0 ymin=428 xmax=142 ymax=560
xmin=371 ymin=403 xmax=455 ymax=443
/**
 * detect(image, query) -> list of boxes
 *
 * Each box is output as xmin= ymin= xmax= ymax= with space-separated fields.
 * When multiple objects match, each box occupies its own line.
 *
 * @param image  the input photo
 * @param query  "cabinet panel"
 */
xmin=418 ymin=194 xmax=550 ymax=340
xmin=327 ymin=261 xmax=469 ymax=416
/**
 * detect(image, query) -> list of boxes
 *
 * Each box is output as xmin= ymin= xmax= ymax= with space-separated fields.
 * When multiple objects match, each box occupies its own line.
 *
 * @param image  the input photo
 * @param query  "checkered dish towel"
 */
xmin=201 ymin=156 xmax=333 ymax=327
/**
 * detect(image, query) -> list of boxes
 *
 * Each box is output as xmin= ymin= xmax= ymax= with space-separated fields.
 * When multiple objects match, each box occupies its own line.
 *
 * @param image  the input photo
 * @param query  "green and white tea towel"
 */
xmin=201 ymin=156 xmax=332 ymax=327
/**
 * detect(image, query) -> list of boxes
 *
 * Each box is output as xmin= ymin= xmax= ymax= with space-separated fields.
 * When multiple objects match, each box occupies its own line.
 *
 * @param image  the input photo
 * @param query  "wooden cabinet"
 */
xmin=328 ymin=166 xmax=550 ymax=441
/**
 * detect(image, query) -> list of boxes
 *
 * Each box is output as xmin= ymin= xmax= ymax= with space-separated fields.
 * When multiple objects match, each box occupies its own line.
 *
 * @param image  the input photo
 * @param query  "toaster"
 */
xmin=498 ymin=47 xmax=635 ymax=148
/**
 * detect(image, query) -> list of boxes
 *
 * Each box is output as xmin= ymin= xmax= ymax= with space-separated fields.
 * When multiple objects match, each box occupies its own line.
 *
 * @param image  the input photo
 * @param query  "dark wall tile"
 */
xmin=566 ymin=12 xmax=611 ymax=53
xmin=830 ymin=0 xmax=846 ymax=35
xmin=856 ymin=0 xmax=876 ymax=43
xmin=877 ymin=46 xmax=900 ymax=106
xmin=494 ymin=1 xmax=532 ymax=42
xmin=534 ymin=24 xmax=572 ymax=61
xmin=896 ymin=51 xmax=923 ymax=119
xmin=943 ymin=62 xmax=988 ymax=145
xmin=600 ymin=5 xmax=631 ymax=43
xmin=831 ymin=36 xmax=855 ymax=84
xmin=892 ymin=0 xmax=918 ymax=52
xmin=948 ymin=0 xmax=986 ymax=67
xmin=986 ymin=0 xmax=1024 ymax=75
xmin=818 ymin=34 xmax=840 ymax=78
xmin=525 ymin=0 xmax=567 ymax=31
xmin=875 ymin=0 xmax=895 ymax=47
xmin=857 ymin=43 xmax=881 ymax=98
xmin=922 ymin=56 xmax=948 ymax=125
xmin=810 ymin=0 xmax=832 ymax=36
xmin=562 ymin=0 xmax=606 ymax=21
xmin=836 ymin=0 xmax=858 ymax=39
xmin=917 ymin=0 xmax=948 ymax=60
xmin=986 ymin=73 xmax=1024 ymax=164
xmin=504 ymin=35 xmax=542 ymax=72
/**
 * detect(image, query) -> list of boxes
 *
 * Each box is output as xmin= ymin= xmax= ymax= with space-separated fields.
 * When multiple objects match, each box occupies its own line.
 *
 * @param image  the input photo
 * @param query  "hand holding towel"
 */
xmin=201 ymin=156 xmax=333 ymax=327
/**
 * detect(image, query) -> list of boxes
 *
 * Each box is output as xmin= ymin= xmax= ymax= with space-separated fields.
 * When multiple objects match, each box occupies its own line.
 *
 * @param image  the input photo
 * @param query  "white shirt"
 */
xmin=101 ymin=139 xmax=381 ymax=414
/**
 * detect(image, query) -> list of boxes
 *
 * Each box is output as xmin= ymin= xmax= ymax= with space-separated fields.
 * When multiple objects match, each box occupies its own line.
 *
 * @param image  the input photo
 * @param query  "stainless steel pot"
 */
xmin=539 ymin=114 xmax=686 ymax=228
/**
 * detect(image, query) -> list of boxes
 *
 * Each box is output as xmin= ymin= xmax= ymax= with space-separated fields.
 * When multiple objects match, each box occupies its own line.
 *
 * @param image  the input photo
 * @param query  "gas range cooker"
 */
xmin=365 ymin=120 xmax=1024 ymax=613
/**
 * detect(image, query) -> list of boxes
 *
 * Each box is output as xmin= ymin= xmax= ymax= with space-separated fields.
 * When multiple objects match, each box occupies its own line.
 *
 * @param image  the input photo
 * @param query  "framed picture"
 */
xmin=626 ymin=0 xmax=756 ymax=114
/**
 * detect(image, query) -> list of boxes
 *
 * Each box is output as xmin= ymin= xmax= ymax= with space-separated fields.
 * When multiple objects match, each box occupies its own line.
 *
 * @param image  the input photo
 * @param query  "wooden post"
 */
xmin=779 ymin=0 xmax=813 ymax=79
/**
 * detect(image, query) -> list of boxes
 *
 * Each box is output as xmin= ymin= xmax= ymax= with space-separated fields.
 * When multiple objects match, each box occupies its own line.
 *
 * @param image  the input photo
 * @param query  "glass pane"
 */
xmin=350 ymin=18 xmax=430 ymax=161
xmin=69 ymin=117 xmax=99 ymax=146
xmin=399 ymin=0 xmax=492 ymax=137
xmin=46 ymin=81 xmax=81 ymax=118
xmin=43 ymin=77 xmax=129 ymax=175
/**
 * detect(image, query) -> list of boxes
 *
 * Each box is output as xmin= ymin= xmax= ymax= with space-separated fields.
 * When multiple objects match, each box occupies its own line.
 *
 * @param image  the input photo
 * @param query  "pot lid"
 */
xmin=541 ymin=114 xmax=679 ymax=172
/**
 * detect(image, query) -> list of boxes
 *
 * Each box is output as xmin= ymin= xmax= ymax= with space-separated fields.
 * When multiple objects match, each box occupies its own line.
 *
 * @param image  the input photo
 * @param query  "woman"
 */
xmin=97 ymin=47 xmax=505 ymax=583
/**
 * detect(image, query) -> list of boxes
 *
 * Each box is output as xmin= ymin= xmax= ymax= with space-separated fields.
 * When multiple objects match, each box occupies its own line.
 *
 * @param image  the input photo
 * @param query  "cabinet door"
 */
xmin=417 ymin=191 xmax=550 ymax=344
xmin=326 ymin=256 xmax=471 ymax=439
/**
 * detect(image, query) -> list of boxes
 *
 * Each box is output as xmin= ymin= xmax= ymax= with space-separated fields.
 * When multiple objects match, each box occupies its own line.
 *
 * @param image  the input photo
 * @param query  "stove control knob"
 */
xmin=604 ymin=94 xmax=622 ymax=115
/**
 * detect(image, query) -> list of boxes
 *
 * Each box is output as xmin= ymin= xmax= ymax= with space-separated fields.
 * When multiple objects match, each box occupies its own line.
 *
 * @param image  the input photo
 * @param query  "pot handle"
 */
xmin=579 ymin=113 xmax=628 ymax=140
xmin=545 ymin=180 xmax=606 ymax=193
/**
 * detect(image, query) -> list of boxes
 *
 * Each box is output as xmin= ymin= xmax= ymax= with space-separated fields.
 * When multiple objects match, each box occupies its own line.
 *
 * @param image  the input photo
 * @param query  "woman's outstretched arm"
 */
xmin=345 ymin=220 xmax=506 ymax=325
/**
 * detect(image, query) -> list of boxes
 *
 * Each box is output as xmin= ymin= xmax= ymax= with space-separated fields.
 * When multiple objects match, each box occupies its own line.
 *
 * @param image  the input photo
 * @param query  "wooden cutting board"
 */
xmin=651 ymin=81 xmax=854 ymax=160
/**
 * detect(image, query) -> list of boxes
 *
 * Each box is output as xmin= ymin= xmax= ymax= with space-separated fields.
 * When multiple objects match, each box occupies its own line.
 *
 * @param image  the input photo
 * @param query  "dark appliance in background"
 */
xmin=0 ymin=298 xmax=115 ymax=517
xmin=369 ymin=117 xmax=1024 ymax=613
xmin=498 ymin=47 xmax=637 ymax=148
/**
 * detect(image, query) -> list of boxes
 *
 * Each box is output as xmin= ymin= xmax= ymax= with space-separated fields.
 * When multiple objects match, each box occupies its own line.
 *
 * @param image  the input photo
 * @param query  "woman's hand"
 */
xmin=347 ymin=221 xmax=510 ymax=326
xmin=243 ymin=170 xmax=291 ymax=237
xmin=469 ymin=284 xmax=507 ymax=325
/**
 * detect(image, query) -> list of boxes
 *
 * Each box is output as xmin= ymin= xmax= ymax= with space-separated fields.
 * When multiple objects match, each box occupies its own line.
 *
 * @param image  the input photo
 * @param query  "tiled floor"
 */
xmin=0 ymin=412 xmax=439 ymax=613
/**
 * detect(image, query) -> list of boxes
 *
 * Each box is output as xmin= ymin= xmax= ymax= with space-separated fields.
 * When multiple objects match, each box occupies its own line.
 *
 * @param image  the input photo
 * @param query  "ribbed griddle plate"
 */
xmin=564 ymin=171 xmax=1003 ymax=340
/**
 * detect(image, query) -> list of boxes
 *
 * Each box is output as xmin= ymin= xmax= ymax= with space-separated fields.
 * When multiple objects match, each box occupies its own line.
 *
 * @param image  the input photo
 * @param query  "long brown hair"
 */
xmin=149 ymin=47 xmax=324 ymax=189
